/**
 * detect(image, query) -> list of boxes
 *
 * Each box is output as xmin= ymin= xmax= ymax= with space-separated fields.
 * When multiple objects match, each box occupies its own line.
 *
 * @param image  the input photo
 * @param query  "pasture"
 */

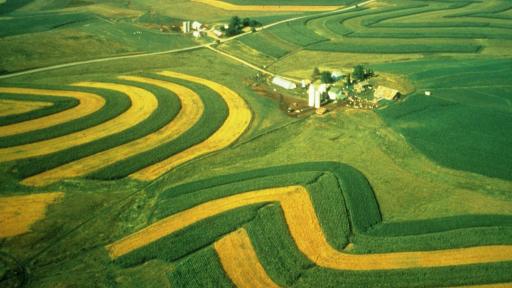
xmin=0 ymin=0 xmax=511 ymax=287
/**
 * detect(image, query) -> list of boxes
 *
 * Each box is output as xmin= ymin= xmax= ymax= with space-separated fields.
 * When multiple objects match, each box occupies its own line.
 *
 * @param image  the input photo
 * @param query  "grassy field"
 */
xmin=0 ymin=0 xmax=511 ymax=287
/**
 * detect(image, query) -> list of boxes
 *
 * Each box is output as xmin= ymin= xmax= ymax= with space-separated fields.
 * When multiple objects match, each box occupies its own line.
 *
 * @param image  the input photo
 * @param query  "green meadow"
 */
xmin=0 ymin=0 xmax=511 ymax=287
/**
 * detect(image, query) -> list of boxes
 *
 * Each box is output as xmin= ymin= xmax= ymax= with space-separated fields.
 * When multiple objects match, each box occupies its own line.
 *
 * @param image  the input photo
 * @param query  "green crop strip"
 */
xmin=88 ymin=74 xmax=229 ymax=180
xmin=10 ymin=80 xmax=180 ymax=179
xmin=114 ymin=162 xmax=512 ymax=287
xmin=0 ymin=93 xmax=78 ymax=126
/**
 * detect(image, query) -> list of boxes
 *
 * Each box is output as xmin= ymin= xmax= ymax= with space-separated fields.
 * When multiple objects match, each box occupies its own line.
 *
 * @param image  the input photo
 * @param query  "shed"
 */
xmin=374 ymin=86 xmax=400 ymax=101
xmin=354 ymin=80 xmax=371 ymax=93
xmin=272 ymin=76 xmax=296 ymax=90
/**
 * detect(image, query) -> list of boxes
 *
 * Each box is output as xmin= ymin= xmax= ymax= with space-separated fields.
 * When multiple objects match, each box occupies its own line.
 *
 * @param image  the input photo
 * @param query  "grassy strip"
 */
xmin=0 ymin=94 xmax=78 ymax=126
xmin=0 ymin=86 xmax=129 ymax=148
xmin=88 ymin=75 xmax=228 ymax=180
xmin=307 ymin=41 xmax=481 ymax=53
xmin=11 ymin=80 xmax=180 ymax=179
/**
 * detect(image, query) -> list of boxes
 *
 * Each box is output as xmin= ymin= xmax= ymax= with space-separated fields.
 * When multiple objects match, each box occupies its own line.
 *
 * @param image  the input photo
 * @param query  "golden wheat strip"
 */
xmin=22 ymin=76 xmax=204 ymax=187
xmin=0 ymin=192 xmax=63 ymax=238
xmin=192 ymin=0 xmax=342 ymax=12
xmin=0 ymin=99 xmax=53 ymax=117
xmin=215 ymin=229 xmax=281 ymax=288
xmin=0 ymin=88 xmax=104 ymax=137
xmin=0 ymin=82 xmax=157 ymax=163
xmin=107 ymin=185 xmax=512 ymax=270
xmin=129 ymin=71 xmax=252 ymax=181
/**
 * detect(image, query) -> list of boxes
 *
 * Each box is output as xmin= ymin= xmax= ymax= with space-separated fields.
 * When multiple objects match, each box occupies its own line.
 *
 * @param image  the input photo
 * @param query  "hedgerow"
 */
xmin=0 ymin=93 xmax=78 ymax=126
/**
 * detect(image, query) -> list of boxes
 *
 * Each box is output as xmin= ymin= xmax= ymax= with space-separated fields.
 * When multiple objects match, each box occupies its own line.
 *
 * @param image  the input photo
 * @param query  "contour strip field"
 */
xmin=192 ymin=0 xmax=343 ymax=12
xmin=0 ymin=87 xmax=104 ymax=137
xmin=107 ymin=186 xmax=512 ymax=270
xmin=0 ymin=192 xmax=63 ymax=238
xmin=21 ymin=76 xmax=204 ymax=187
xmin=0 ymin=99 xmax=52 ymax=117
xmin=0 ymin=82 xmax=157 ymax=163
xmin=129 ymin=71 xmax=252 ymax=181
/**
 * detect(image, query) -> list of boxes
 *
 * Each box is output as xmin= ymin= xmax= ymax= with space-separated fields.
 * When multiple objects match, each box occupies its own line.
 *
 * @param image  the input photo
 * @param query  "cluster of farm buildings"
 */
xmin=272 ymin=70 xmax=402 ymax=113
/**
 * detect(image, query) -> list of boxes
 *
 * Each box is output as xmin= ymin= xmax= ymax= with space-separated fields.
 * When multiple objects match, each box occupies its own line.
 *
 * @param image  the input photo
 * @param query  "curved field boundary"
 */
xmin=0 ymin=87 xmax=104 ymax=137
xmin=21 ymin=76 xmax=204 ymax=187
xmin=0 ymin=82 xmax=157 ymax=163
xmin=0 ymin=192 xmax=63 ymax=238
xmin=109 ymin=162 xmax=512 ymax=286
xmin=129 ymin=71 xmax=252 ymax=181
xmin=192 ymin=0 xmax=343 ymax=12
xmin=107 ymin=185 xmax=512 ymax=270
xmin=0 ymin=99 xmax=52 ymax=117
xmin=0 ymin=94 xmax=78 ymax=126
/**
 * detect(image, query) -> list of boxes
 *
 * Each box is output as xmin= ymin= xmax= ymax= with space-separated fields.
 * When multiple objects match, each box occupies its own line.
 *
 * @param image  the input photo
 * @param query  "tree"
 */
xmin=311 ymin=67 xmax=320 ymax=79
xmin=320 ymin=71 xmax=335 ymax=84
xmin=352 ymin=65 xmax=365 ymax=81
xmin=230 ymin=16 xmax=241 ymax=28
xmin=242 ymin=17 xmax=250 ymax=27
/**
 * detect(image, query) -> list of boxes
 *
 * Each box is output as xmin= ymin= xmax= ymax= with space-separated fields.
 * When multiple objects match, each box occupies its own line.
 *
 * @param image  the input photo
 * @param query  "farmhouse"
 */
xmin=374 ymin=86 xmax=400 ymax=101
xmin=272 ymin=76 xmax=296 ymax=90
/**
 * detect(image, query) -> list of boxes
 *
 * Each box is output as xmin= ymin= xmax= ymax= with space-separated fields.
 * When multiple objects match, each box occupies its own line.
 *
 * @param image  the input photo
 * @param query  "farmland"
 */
xmin=0 ymin=0 xmax=511 ymax=287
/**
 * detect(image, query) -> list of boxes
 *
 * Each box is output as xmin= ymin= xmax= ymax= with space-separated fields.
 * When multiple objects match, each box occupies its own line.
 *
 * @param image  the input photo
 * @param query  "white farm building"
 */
xmin=192 ymin=21 xmax=203 ymax=30
xmin=272 ymin=77 xmax=296 ymax=90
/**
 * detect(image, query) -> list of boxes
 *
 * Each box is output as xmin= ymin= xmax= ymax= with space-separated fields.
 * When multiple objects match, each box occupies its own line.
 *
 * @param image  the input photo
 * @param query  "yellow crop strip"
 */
xmin=22 ymin=76 xmax=204 ymax=187
xmin=0 ymin=88 xmax=104 ymax=137
xmin=215 ymin=229 xmax=280 ymax=288
xmin=107 ymin=186 xmax=512 ymax=271
xmin=0 ymin=99 xmax=52 ymax=117
xmin=129 ymin=71 xmax=252 ymax=181
xmin=0 ymin=82 xmax=157 ymax=163
xmin=0 ymin=192 xmax=63 ymax=238
xmin=192 ymin=0 xmax=343 ymax=12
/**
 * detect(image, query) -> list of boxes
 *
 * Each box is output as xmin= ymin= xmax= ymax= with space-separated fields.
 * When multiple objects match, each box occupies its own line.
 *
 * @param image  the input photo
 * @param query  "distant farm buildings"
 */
xmin=374 ymin=86 xmax=400 ymax=101
xmin=272 ymin=76 xmax=297 ymax=90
